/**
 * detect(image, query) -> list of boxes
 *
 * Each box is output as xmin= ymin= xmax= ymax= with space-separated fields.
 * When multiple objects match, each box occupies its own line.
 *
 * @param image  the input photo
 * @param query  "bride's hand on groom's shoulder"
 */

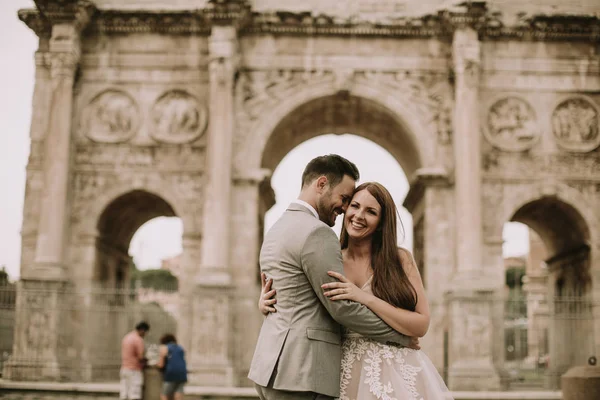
xmin=259 ymin=272 xmax=277 ymax=315
xmin=322 ymin=271 xmax=368 ymax=305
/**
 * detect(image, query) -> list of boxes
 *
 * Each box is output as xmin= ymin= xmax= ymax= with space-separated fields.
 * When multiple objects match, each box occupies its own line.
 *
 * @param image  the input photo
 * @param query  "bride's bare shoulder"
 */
xmin=397 ymin=247 xmax=417 ymax=275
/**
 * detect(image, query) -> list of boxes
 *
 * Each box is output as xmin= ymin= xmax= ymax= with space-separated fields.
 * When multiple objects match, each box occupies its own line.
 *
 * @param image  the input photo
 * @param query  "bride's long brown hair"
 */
xmin=340 ymin=182 xmax=417 ymax=311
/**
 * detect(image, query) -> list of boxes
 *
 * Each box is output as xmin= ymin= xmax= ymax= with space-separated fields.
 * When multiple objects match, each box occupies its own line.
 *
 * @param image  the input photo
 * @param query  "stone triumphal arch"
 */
xmin=5 ymin=0 xmax=600 ymax=391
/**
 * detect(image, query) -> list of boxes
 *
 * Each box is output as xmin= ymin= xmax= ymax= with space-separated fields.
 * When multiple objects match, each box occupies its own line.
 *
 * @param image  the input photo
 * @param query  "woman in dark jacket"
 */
xmin=157 ymin=333 xmax=188 ymax=400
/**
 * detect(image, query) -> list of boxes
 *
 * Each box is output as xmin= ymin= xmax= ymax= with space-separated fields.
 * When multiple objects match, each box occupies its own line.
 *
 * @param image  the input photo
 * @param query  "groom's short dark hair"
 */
xmin=301 ymin=154 xmax=360 ymax=188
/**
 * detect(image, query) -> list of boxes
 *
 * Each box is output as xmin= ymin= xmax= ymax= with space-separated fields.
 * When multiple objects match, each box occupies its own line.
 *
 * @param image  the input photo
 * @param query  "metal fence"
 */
xmin=0 ymin=281 xmax=596 ymax=390
xmin=0 ymin=280 xmax=179 ymax=382
xmin=502 ymin=289 xmax=596 ymax=390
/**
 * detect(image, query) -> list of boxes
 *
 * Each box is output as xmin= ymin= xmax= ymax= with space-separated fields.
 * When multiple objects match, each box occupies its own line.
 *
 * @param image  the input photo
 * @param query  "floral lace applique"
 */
xmin=339 ymin=337 xmax=426 ymax=400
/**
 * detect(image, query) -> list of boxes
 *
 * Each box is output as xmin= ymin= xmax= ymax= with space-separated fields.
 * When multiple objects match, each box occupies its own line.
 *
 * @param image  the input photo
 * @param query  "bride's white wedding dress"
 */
xmin=338 ymin=277 xmax=454 ymax=400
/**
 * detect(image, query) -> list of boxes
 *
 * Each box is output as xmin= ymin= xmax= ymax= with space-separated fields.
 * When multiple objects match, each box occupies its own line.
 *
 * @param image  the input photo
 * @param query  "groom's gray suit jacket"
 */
xmin=248 ymin=203 xmax=410 ymax=398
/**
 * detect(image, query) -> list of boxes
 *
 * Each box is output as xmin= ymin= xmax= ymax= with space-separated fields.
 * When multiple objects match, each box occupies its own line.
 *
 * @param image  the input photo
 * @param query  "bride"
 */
xmin=260 ymin=182 xmax=453 ymax=400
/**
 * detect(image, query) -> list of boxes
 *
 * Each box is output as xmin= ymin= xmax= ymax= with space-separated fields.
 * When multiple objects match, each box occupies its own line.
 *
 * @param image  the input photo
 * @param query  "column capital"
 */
xmin=47 ymin=51 xmax=80 ymax=79
xmin=18 ymin=9 xmax=52 ymax=38
xmin=233 ymin=168 xmax=272 ymax=185
xmin=34 ymin=0 xmax=97 ymax=32
xmin=403 ymin=167 xmax=451 ymax=212
xmin=204 ymin=0 xmax=251 ymax=30
xmin=441 ymin=1 xmax=488 ymax=32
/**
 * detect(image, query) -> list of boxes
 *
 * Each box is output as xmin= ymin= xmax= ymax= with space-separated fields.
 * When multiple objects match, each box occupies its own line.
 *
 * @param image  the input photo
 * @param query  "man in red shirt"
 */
xmin=120 ymin=321 xmax=150 ymax=400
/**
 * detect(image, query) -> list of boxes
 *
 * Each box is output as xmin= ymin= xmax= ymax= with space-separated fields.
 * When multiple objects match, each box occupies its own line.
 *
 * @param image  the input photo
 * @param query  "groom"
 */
xmin=248 ymin=154 xmax=417 ymax=400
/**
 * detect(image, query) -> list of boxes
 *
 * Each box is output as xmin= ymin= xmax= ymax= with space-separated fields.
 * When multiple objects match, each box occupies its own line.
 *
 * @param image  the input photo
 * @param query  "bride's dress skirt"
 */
xmin=338 ymin=335 xmax=454 ymax=400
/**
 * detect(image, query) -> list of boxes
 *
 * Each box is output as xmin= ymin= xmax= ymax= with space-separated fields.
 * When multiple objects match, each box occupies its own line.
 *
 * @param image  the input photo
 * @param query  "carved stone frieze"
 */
xmin=355 ymin=70 xmax=453 ymax=144
xmin=80 ymin=89 xmax=139 ymax=143
xmin=482 ymin=152 xmax=600 ymax=179
xmin=552 ymin=96 xmax=600 ymax=153
xmin=20 ymin=3 xmax=600 ymax=41
xmin=236 ymin=68 xmax=453 ymax=145
xmin=566 ymin=181 xmax=600 ymax=201
xmin=74 ymin=144 xmax=206 ymax=171
xmin=237 ymin=69 xmax=333 ymax=121
xmin=150 ymin=90 xmax=208 ymax=144
xmin=484 ymin=97 xmax=539 ymax=152
xmin=92 ymin=11 xmax=210 ymax=34
xmin=204 ymin=0 xmax=251 ymax=28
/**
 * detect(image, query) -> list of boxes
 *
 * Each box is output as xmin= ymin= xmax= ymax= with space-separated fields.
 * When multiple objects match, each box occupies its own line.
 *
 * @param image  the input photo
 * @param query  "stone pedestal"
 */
xmin=143 ymin=367 xmax=164 ymax=400
xmin=446 ymin=289 xmax=502 ymax=390
xmin=186 ymin=285 xmax=234 ymax=386
xmin=2 ymin=280 xmax=69 ymax=381
xmin=561 ymin=362 xmax=600 ymax=400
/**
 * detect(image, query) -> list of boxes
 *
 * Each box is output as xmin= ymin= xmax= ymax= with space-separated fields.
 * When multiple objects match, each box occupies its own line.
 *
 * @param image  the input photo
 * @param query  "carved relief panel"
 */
xmin=150 ymin=90 xmax=208 ymax=144
xmin=483 ymin=96 xmax=539 ymax=152
xmin=79 ymin=89 xmax=140 ymax=143
xmin=552 ymin=96 xmax=600 ymax=152
xmin=77 ymin=86 xmax=208 ymax=145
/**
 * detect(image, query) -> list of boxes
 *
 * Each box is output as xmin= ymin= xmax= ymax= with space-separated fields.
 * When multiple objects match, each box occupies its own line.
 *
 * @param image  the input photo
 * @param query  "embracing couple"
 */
xmin=248 ymin=155 xmax=453 ymax=400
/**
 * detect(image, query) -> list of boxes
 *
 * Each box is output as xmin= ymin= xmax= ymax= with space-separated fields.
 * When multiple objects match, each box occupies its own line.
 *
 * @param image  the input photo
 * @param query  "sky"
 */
xmin=0 ymin=0 xmax=529 ymax=278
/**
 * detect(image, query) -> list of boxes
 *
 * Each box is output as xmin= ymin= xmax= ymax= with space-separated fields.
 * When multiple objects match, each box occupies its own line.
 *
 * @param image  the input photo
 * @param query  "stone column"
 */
xmin=198 ymin=25 xmax=238 ymax=285
xmin=189 ymin=23 xmax=240 ymax=386
xmin=25 ymin=4 xmax=93 ymax=279
xmin=446 ymin=26 xmax=501 ymax=390
xmin=4 ymin=2 xmax=95 ymax=381
xmin=404 ymin=169 xmax=453 ymax=379
xmin=451 ymin=26 xmax=484 ymax=284
xmin=230 ymin=170 xmax=272 ymax=385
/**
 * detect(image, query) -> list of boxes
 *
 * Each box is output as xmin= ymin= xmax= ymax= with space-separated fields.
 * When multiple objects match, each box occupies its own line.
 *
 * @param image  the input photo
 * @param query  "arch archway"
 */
xmin=260 ymin=94 xmax=423 ymax=178
xmin=231 ymin=88 xmax=451 ymax=383
xmin=506 ymin=196 xmax=593 ymax=388
xmin=85 ymin=190 xmax=180 ymax=381
xmin=95 ymin=189 xmax=178 ymax=287
xmin=236 ymin=79 xmax=437 ymax=177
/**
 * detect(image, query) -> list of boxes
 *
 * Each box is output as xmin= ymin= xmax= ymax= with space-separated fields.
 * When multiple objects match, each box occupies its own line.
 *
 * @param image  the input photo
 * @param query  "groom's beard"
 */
xmin=317 ymin=195 xmax=341 ymax=227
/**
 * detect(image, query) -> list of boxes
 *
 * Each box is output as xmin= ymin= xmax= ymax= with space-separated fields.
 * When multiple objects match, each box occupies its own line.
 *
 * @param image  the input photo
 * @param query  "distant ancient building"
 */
xmin=5 ymin=0 xmax=599 ymax=391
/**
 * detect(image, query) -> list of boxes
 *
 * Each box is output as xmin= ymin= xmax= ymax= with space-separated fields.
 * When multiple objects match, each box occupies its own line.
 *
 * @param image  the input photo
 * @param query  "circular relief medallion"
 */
xmin=150 ymin=90 xmax=207 ymax=144
xmin=552 ymin=96 xmax=600 ymax=152
xmin=484 ymin=97 xmax=539 ymax=152
xmin=81 ymin=89 xmax=139 ymax=143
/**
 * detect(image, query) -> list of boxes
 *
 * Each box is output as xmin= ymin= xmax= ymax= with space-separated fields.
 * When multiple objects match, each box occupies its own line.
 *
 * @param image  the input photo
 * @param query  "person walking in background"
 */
xmin=120 ymin=321 xmax=150 ymax=400
xmin=157 ymin=333 xmax=188 ymax=400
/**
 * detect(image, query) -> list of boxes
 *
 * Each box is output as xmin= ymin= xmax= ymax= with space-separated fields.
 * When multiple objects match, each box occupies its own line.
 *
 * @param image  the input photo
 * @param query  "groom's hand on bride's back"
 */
xmin=259 ymin=272 xmax=277 ymax=315
xmin=388 ymin=336 xmax=420 ymax=350
xmin=409 ymin=336 xmax=420 ymax=350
